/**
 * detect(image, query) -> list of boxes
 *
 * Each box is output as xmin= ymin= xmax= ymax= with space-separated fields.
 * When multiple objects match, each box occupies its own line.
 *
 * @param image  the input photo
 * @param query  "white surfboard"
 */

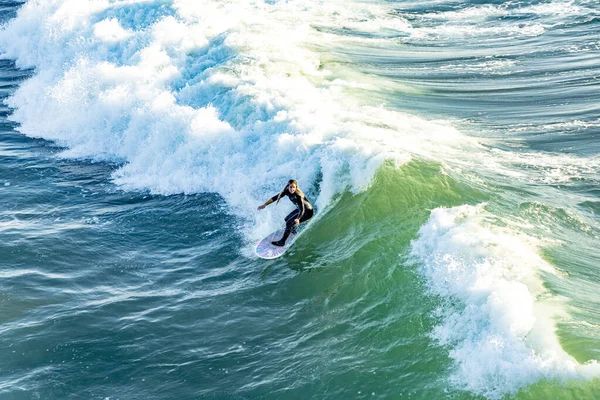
xmin=255 ymin=229 xmax=296 ymax=259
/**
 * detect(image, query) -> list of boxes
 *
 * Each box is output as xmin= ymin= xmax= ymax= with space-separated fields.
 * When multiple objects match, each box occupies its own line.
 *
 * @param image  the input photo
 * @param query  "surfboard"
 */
xmin=255 ymin=229 xmax=296 ymax=259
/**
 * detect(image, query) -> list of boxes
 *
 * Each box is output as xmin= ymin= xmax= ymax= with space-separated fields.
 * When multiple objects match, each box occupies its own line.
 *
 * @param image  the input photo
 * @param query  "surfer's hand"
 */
xmin=294 ymin=219 xmax=300 ymax=226
xmin=258 ymin=204 xmax=265 ymax=210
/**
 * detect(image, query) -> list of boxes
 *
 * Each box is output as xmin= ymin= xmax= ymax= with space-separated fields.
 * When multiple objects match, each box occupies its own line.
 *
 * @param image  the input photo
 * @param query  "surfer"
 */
xmin=257 ymin=179 xmax=314 ymax=246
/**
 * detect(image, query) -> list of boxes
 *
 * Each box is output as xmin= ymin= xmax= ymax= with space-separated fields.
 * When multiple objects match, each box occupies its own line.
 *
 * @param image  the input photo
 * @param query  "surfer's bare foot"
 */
xmin=271 ymin=240 xmax=285 ymax=247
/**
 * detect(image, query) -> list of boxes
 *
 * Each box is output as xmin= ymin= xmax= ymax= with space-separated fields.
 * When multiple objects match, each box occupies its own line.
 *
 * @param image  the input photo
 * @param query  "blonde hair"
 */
xmin=276 ymin=179 xmax=305 ymax=205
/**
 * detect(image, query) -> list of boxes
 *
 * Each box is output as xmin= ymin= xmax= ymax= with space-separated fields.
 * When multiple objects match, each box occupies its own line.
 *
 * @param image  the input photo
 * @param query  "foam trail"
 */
xmin=410 ymin=205 xmax=600 ymax=399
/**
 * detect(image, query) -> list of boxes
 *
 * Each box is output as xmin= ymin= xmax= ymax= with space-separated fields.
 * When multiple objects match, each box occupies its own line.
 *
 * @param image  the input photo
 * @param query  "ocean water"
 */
xmin=0 ymin=0 xmax=599 ymax=399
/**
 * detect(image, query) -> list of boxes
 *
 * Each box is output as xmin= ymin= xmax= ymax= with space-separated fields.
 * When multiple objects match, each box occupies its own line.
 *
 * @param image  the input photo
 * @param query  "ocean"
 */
xmin=0 ymin=0 xmax=599 ymax=399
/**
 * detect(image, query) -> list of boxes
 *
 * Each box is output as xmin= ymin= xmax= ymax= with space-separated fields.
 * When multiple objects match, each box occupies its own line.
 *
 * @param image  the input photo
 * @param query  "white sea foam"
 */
xmin=438 ymin=59 xmax=519 ymax=74
xmin=411 ymin=205 xmax=600 ymax=399
xmin=520 ymin=1 xmax=583 ymax=18
xmin=409 ymin=23 xmax=546 ymax=41
xmin=0 ymin=0 xmax=590 ymax=221
xmin=487 ymin=148 xmax=600 ymax=185
xmin=399 ymin=0 xmax=593 ymax=41
xmin=431 ymin=5 xmax=503 ymax=21
xmin=0 ymin=0 xmax=472 ymax=241
xmin=423 ymin=1 xmax=584 ymax=22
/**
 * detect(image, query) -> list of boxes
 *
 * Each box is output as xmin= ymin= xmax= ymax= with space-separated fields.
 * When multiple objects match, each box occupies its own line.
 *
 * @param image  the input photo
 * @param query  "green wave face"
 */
xmin=283 ymin=159 xmax=600 ymax=399
xmin=261 ymin=161 xmax=488 ymax=397
xmin=291 ymin=160 xmax=487 ymax=266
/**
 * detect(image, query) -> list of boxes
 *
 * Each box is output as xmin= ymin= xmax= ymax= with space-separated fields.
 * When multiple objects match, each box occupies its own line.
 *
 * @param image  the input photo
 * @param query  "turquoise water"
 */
xmin=1 ymin=0 xmax=599 ymax=399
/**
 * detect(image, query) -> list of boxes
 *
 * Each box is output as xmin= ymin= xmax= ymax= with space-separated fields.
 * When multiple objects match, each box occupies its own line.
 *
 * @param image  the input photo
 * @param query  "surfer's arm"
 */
xmin=257 ymin=195 xmax=278 ymax=210
xmin=296 ymin=197 xmax=305 ymax=223
xmin=270 ymin=193 xmax=281 ymax=203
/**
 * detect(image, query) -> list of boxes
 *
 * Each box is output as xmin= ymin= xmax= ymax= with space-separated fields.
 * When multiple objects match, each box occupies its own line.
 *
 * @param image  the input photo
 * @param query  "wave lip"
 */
xmin=410 ymin=204 xmax=600 ymax=399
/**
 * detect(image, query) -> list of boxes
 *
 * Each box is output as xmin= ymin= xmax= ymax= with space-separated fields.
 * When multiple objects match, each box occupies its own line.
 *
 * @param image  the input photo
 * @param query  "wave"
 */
xmin=0 ymin=0 xmax=474 ymax=238
xmin=1 ymin=1 xmax=599 ymax=398
xmin=410 ymin=204 xmax=600 ymax=399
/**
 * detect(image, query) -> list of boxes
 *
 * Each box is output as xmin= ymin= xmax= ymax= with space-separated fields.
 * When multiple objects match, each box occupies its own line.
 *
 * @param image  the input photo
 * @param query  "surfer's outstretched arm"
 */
xmin=258 ymin=192 xmax=288 ymax=210
xmin=257 ymin=198 xmax=273 ymax=210
xmin=257 ymin=195 xmax=278 ymax=210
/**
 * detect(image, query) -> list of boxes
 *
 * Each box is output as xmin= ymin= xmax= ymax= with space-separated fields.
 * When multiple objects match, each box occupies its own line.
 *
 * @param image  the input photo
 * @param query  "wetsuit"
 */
xmin=270 ymin=191 xmax=314 ymax=245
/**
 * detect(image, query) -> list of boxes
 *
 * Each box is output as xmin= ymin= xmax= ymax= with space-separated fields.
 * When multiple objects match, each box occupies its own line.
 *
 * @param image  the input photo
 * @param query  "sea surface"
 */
xmin=1 ymin=0 xmax=599 ymax=399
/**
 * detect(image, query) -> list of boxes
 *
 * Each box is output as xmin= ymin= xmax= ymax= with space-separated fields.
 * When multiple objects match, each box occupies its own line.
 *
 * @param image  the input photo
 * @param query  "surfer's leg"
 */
xmin=299 ymin=208 xmax=314 ymax=224
xmin=288 ymin=212 xmax=299 ymax=234
xmin=284 ymin=210 xmax=300 ymax=233
xmin=273 ymin=210 xmax=299 ymax=246
xmin=284 ymin=210 xmax=298 ymax=223
xmin=272 ymin=230 xmax=291 ymax=247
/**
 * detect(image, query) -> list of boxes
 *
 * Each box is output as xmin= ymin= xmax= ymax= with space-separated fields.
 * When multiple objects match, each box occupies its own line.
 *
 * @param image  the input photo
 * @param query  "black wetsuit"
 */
xmin=270 ymin=191 xmax=314 ymax=245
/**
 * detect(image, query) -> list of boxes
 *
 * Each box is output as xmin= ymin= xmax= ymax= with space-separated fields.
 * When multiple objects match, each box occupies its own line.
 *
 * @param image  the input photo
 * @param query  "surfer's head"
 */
xmin=276 ymin=179 xmax=303 ymax=205
xmin=287 ymin=180 xmax=298 ymax=194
